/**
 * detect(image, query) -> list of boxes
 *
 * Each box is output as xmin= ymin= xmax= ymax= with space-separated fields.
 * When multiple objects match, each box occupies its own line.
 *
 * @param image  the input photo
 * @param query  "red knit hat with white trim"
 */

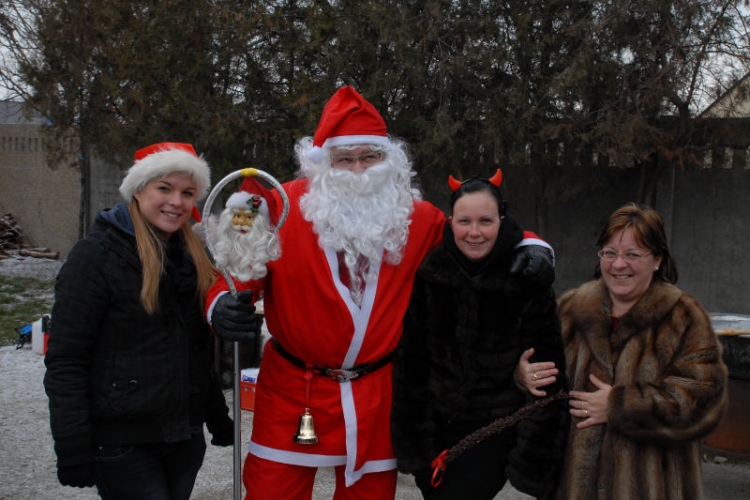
xmin=306 ymin=86 xmax=390 ymax=164
xmin=119 ymin=142 xmax=210 ymax=222
xmin=225 ymin=177 xmax=281 ymax=227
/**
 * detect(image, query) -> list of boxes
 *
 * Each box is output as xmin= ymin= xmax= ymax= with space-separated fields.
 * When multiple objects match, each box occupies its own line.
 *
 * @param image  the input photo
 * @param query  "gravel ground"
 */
xmin=1 ymin=254 xmax=749 ymax=499
xmin=0 ymin=254 xmax=532 ymax=499
xmin=0 ymin=345 xmax=533 ymax=500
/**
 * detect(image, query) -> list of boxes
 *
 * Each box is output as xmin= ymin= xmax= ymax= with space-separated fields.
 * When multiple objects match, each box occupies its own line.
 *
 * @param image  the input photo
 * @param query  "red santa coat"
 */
xmin=206 ymin=179 xmax=446 ymax=486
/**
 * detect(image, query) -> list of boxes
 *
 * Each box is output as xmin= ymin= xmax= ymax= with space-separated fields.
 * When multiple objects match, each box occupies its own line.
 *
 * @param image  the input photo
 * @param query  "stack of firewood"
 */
xmin=0 ymin=213 xmax=59 ymax=259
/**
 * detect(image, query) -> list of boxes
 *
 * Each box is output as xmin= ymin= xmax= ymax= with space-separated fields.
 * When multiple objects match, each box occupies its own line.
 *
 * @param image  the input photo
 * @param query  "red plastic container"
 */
xmin=240 ymin=381 xmax=256 ymax=411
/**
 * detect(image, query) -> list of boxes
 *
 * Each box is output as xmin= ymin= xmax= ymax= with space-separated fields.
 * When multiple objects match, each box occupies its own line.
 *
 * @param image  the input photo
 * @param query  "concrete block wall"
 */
xmin=0 ymin=124 xmax=80 ymax=258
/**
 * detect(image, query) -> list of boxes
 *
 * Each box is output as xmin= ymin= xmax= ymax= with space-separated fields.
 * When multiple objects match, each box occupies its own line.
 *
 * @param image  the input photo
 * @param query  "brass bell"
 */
xmin=293 ymin=408 xmax=319 ymax=444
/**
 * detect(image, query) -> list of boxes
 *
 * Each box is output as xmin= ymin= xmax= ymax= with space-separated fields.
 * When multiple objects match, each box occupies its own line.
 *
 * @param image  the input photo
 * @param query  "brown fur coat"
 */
xmin=555 ymin=279 xmax=728 ymax=500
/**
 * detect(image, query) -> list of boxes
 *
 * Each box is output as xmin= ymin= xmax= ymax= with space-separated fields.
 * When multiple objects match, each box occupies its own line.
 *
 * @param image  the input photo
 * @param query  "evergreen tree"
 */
xmin=5 ymin=0 xmax=750 ymax=234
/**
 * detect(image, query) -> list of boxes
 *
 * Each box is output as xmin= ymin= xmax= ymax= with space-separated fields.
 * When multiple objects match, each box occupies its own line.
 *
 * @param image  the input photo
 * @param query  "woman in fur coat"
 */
xmin=391 ymin=171 xmax=568 ymax=500
xmin=554 ymin=203 xmax=728 ymax=500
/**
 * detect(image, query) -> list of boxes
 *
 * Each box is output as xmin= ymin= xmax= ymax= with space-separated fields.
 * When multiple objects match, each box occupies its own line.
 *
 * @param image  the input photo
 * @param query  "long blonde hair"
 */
xmin=128 ymin=200 xmax=218 ymax=314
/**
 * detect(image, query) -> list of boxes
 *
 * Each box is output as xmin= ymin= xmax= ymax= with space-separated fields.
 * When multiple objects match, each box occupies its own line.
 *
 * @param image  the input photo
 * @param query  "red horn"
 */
xmin=448 ymin=175 xmax=462 ymax=192
xmin=489 ymin=169 xmax=503 ymax=187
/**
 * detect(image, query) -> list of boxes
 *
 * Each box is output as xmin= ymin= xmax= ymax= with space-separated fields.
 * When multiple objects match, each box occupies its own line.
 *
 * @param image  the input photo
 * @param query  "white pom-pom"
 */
xmin=307 ymin=146 xmax=324 ymax=164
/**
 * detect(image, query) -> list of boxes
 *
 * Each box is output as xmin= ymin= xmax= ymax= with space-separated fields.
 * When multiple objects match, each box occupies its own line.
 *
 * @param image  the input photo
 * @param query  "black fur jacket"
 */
xmin=391 ymin=216 xmax=568 ymax=498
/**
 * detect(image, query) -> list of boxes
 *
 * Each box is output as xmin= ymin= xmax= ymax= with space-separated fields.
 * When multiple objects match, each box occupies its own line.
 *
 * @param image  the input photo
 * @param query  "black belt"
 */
xmin=272 ymin=338 xmax=393 ymax=383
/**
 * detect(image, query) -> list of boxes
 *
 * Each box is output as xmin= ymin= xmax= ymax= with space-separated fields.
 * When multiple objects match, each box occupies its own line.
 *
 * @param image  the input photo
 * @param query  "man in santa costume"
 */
xmin=206 ymin=86 xmax=554 ymax=499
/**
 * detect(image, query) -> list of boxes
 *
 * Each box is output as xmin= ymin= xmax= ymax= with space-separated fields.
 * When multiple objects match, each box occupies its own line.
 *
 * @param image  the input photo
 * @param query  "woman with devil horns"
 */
xmin=391 ymin=170 xmax=569 ymax=500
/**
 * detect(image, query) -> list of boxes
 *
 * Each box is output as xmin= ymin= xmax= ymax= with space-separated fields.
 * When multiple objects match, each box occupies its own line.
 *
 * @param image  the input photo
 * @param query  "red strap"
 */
xmin=304 ymin=364 xmax=313 ymax=408
xmin=430 ymin=449 xmax=449 ymax=487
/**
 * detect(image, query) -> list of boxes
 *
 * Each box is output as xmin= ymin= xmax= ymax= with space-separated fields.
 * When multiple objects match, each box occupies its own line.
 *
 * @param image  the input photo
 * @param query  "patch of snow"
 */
xmin=0 ymin=251 xmax=64 ymax=282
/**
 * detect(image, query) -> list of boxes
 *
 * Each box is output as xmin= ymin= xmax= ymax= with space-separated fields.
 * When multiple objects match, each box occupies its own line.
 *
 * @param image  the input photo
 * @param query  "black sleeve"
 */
xmin=507 ymin=287 xmax=570 ymax=498
xmin=204 ymin=367 xmax=231 ymax=428
xmin=44 ymin=238 xmax=109 ymax=467
xmin=390 ymin=273 xmax=441 ymax=474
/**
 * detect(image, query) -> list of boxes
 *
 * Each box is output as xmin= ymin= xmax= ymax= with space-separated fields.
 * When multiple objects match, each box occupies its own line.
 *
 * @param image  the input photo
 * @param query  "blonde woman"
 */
xmin=44 ymin=143 xmax=232 ymax=500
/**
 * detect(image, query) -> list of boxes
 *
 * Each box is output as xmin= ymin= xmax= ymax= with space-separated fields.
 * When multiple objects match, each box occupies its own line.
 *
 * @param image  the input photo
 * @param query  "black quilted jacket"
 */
xmin=44 ymin=204 xmax=229 ymax=469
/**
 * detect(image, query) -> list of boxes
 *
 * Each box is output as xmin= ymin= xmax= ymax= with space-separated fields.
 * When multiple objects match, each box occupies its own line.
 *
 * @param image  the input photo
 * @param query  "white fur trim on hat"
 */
xmin=225 ymin=191 xmax=269 ymax=217
xmin=226 ymin=191 xmax=252 ymax=209
xmin=324 ymin=135 xmax=391 ymax=150
xmin=119 ymin=149 xmax=210 ymax=201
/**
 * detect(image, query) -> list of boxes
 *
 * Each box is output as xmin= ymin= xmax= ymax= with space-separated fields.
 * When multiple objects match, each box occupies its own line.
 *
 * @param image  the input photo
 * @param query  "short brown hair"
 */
xmin=593 ymin=202 xmax=678 ymax=284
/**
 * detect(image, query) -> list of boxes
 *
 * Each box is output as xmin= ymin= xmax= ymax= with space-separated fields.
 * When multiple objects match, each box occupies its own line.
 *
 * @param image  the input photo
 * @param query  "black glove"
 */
xmin=207 ymin=413 xmax=234 ymax=447
xmin=53 ymin=433 xmax=96 ymax=488
xmin=413 ymin=467 xmax=436 ymax=492
xmin=211 ymin=290 xmax=260 ymax=342
xmin=510 ymin=244 xmax=555 ymax=289
xmin=57 ymin=462 xmax=96 ymax=488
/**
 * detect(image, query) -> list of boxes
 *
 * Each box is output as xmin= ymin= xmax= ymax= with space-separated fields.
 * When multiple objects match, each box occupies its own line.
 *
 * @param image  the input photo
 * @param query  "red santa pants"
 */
xmin=243 ymin=452 xmax=397 ymax=500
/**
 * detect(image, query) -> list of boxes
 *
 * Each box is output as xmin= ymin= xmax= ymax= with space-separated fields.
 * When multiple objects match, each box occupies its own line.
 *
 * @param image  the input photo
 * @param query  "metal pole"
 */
xmin=201 ymin=168 xmax=289 ymax=500
xmin=233 ymin=341 xmax=242 ymax=500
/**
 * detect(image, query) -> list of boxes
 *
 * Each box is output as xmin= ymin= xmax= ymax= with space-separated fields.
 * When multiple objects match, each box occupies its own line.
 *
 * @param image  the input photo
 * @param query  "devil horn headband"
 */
xmin=448 ymin=169 xmax=503 ymax=192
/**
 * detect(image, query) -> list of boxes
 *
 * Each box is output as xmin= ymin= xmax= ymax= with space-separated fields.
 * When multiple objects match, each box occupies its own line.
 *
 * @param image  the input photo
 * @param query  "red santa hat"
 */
xmin=119 ymin=142 xmax=210 ymax=222
xmin=306 ymin=86 xmax=391 ymax=164
xmin=226 ymin=177 xmax=281 ymax=227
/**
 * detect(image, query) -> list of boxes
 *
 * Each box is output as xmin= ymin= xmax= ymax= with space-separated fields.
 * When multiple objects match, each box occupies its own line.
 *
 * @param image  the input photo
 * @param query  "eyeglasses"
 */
xmin=331 ymin=151 xmax=384 ymax=168
xmin=598 ymin=249 xmax=652 ymax=264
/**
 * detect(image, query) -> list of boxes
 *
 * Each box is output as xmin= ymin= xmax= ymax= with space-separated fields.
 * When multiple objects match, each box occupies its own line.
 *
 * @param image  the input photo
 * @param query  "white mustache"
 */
xmin=326 ymin=162 xmax=390 ymax=195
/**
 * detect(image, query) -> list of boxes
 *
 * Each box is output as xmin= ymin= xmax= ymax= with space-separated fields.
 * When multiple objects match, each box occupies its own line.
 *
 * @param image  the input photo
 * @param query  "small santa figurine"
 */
xmin=212 ymin=177 xmax=281 ymax=282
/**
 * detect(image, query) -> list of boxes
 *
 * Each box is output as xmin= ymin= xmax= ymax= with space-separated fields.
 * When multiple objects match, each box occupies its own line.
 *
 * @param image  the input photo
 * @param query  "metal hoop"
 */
xmin=202 ymin=167 xmax=290 ymax=295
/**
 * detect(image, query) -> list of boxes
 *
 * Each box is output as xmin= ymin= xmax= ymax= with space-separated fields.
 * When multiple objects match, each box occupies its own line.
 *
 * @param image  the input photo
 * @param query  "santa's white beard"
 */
xmin=300 ymin=159 xmax=417 ymax=305
xmin=213 ymin=210 xmax=281 ymax=282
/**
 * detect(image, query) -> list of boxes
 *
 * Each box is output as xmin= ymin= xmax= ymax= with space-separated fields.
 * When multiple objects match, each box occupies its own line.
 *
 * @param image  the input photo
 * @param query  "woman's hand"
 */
xmin=569 ymin=373 xmax=612 ymax=428
xmin=516 ymin=348 xmax=559 ymax=397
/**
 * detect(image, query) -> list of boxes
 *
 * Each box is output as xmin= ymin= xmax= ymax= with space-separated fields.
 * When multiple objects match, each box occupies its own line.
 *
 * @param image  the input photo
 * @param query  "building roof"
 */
xmin=0 ymin=100 xmax=47 ymax=125
xmin=700 ymin=72 xmax=750 ymax=118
